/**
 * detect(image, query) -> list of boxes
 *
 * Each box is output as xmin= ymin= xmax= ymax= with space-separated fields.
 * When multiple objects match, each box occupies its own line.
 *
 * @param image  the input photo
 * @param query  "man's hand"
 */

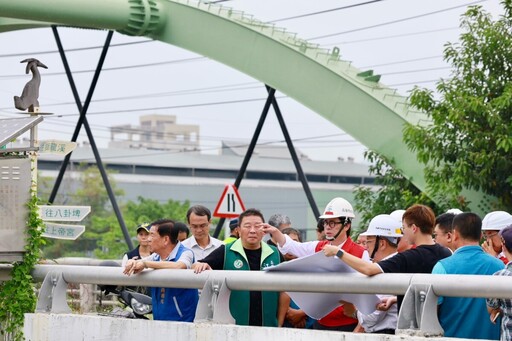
xmin=482 ymin=239 xmax=498 ymax=257
xmin=376 ymin=296 xmax=397 ymax=311
xmin=285 ymin=308 xmax=307 ymax=328
xmin=323 ymin=244 xmax=339 ymax=257
xmin=261 ymin=223 xmax=279 ymax=235
xmin=123 ymin=259 xmax=145 ymax=276
xmin=340 ymin=301 xmax=357 ymax=318
xmin=192 ymin=262 xmax=212 ymax=274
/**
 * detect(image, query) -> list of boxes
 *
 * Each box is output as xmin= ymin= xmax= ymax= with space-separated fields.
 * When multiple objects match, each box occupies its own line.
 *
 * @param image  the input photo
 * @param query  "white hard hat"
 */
xmin=446 ymin=208 xmax=463 ymax=215
xmin=389 ymin=209 xmax=406 ymax=223
xmin=482 ymin=211 xmax=512 ymax=231
xmin=361 ymin=214 xmax=403 ymax=238
xmin=319 ymin=197 xmax=355 ymax=219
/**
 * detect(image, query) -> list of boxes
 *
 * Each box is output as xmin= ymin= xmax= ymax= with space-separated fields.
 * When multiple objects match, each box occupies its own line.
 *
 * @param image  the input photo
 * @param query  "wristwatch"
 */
xmin=335 ymin=249 xmax=344 ymax=259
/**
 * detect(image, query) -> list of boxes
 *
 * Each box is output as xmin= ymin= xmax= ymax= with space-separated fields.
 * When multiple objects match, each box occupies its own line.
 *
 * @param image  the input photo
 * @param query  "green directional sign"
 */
xmin=39 ymin=140 xmax=77 ymax=155
xmin=38 ymin=205 xmax=90 ymax=222
xmin=42 ymin=223 xmax=85 ymax=240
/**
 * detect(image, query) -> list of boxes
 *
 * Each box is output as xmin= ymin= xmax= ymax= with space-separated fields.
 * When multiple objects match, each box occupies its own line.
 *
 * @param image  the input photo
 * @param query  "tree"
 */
xmin=94 ymin=197 xmax=190 ymax=259
xmin=353 ymin=151 xmax=444 ymax=233
xmin=404 ymin=3 xmax=512 ymax=211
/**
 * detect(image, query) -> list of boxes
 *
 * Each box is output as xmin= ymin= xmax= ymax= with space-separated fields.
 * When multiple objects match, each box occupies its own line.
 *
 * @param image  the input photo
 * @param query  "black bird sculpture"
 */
xmin=14 ymin=58 xmax=48 ymax=112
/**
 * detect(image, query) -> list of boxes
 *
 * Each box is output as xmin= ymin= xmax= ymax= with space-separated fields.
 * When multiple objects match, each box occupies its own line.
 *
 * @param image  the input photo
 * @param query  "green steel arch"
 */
xmin=0 ymin=0 xmax=490 ymax=213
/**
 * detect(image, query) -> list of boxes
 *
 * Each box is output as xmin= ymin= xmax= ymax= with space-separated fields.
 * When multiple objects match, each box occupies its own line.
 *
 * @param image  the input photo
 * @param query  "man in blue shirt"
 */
xmin=433 ymin=212 xmax=504 ymax=339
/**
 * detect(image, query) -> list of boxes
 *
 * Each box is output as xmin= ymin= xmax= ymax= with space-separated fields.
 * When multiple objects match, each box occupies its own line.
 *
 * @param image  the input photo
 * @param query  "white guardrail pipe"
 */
xmin=0 ymin=263 xmax=509 ymax=298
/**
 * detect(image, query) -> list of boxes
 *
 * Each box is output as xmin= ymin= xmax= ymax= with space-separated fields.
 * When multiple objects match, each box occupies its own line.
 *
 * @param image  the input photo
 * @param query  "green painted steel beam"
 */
xmin=0 ymin=0 xmax=492 ymax=213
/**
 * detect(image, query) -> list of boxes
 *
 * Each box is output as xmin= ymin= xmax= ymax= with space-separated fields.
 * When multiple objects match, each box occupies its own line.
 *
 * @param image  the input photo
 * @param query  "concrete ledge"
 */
xmin=24 ymin=314 xmax=469 ymax=341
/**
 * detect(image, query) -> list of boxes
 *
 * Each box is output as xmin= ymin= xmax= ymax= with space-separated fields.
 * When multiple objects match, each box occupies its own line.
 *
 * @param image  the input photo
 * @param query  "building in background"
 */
xmin=109 ymin=114 xmax=200 ymax=152
xmin=37 ymin=140 xmax=375 ymax=240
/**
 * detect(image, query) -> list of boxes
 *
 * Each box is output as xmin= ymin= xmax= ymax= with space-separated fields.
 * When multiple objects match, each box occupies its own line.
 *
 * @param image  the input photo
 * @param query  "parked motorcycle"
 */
xmin=98 ymin=260 xmax=152 ymax=319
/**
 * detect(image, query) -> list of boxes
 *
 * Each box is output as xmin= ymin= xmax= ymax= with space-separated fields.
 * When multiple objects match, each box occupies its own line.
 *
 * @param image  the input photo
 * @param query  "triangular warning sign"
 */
xmin=213 ymin=184 xmax=246 ymax=218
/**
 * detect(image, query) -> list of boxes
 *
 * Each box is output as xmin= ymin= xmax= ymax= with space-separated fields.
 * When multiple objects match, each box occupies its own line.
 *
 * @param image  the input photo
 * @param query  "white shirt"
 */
xmin=278 ymin=234 xmax=371 ymax=261
xmin=358 ymin=252 xmax=398 ymax=332
xmin=181 ymin=235 xmax=222 ymax=261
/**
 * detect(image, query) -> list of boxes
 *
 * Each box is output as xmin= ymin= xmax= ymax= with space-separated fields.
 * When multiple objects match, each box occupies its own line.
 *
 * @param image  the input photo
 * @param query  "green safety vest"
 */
xmin=223 ymin=239 xmax=280 ymax=326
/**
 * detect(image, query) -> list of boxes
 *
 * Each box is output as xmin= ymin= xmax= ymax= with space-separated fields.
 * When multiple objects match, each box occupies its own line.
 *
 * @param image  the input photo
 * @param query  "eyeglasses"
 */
xmin=484 ymin=232 xmax=499 ymax=239
xmin=323 ymin=221 xmax=342 ymax=228
xmin=190 ymin=223 xmax=209 ymax=230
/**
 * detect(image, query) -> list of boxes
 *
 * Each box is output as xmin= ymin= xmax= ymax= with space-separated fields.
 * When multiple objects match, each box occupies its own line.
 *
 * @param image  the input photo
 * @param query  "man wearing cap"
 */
xmin=482 ymin=211 xmax=512 ymax=265
xmin=182 ymin=205 xmax=223 ymax=261
xmin=224 ymin=217 xmax=240 ymax=244
xmin=432 ymin=213 xmax=503 ymax=339
xmin=323 ymin=204 xmax=451 ymax=312
xmin=343 ymin=214 xmax=402 ymax=334
xmin=263 ymin=197 xmax=369 ymax=331
xmin=121 ymin=222 xmax=152 ymax=267
xmin=487 ymin=225 xmax=512 ymax=341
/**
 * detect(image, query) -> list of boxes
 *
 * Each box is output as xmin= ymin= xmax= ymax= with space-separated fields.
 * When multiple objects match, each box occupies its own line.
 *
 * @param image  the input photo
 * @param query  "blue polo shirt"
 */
xmin=432 ymin=245 xmax=504 ymax=339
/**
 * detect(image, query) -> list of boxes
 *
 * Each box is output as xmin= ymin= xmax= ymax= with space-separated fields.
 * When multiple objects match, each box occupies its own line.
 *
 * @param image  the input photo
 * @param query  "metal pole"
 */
xmin=266 ymin=85 xmax=320 ymax=218
xmin=48 ymin=28 xmax=133 ymax=249
xmin=212 ymin=88 xmax=276 ymax=238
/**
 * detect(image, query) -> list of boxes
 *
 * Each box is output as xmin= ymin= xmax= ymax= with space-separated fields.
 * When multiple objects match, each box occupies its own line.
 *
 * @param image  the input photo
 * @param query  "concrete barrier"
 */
xmin=24 ymin=313 xmax=483 ymax=341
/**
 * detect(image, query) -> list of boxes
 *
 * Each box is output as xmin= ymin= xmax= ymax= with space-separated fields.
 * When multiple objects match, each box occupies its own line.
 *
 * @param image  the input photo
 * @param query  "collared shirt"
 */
xmin=487 ymin=261 xmax=512 ymax=341
xmin=150 ymin=241 xmax=194 ymax=268
xmin=432 ymin=245 xmax=503 ymax=339
xmin=182 ymin=235 xmax=222 ymax=261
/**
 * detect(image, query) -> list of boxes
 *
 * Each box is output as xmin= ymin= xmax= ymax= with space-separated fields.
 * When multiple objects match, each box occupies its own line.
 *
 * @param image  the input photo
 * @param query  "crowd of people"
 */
xmin=121 ymin=199 xmax=512 ymax=340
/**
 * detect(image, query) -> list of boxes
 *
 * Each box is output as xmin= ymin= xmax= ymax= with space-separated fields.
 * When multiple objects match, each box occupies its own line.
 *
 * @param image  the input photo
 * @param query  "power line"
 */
xmin=308 ymin=0 xmax=486 ymax=40
xmin=322 ymin=26 xmax=459 ymax=46
xmin=0 ymin=40 xmax=153 ymax=58
xmin=268 ymin=0 xmax=384 ymax=23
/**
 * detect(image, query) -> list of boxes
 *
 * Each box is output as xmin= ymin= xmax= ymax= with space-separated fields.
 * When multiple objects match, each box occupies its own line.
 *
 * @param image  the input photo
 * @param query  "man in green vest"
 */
xmin=193 ymin=208 xmax=283 ymax=327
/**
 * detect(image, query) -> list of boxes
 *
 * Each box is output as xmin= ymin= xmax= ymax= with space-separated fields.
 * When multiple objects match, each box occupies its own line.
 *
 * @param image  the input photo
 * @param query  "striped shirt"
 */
xmin=487 ymin=262 xmax=512 ymax=341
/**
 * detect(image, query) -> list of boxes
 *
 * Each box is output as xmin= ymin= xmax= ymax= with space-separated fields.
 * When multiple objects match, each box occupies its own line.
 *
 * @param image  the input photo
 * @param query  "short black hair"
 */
xmin=186 ymin=205 xmax=211 ymax=222
xmin=150 ymin=219 xmax=179 ymax=244
xmin=453 ymin=212 xmax=482 ymax=242
xmin=175 ymin=221 xmax=189 ymax=236
xmin=282 ymin=227 xmax=302 ymax=242
xmin=435 ymin=213 xmax=456 ymax=234
xmin=239 ymin=208 xmax=265 ymax=225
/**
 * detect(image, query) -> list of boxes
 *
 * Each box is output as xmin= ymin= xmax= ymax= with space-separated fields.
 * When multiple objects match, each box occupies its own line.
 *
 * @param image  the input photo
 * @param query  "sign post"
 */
xmin=213 ymin=184 xmax=246 ymax=218
xmin=39 ymin=205 xmax=91 ymax=240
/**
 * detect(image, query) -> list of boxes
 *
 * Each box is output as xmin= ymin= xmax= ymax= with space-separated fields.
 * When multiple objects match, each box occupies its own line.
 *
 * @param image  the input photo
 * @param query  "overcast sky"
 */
xmin=0 ymin=0 xmax=504 ymax=162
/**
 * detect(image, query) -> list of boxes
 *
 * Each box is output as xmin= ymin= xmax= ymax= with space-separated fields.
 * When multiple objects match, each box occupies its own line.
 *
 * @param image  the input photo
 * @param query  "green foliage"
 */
xmin=404 ymin=3 xmax=512 ymax=211
xmin=0 ymin=193 xmax=45 ymax=340
xmin=93 ymin=197 xmax=190 ymax=259
xmin=353 ymin=151 xmax=450 ymax=234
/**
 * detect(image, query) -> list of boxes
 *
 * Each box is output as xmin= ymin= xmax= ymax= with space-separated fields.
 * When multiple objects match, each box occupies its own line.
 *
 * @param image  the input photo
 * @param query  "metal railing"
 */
xmin=1 ymin=263 xmax=511 ymax=337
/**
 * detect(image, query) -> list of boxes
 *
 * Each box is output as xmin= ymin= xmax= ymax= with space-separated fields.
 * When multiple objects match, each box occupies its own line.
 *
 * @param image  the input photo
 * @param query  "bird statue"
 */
xmin=14 ymin=58 xmax=48 ymax=113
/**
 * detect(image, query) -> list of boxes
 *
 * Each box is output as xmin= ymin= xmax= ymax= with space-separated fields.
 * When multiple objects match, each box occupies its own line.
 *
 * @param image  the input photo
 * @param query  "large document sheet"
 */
xmin=265 ymin=252 xmax=380 ymax=319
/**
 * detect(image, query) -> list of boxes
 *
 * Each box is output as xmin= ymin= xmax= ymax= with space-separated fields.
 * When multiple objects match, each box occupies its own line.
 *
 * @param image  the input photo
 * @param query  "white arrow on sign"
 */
xmin=42 ymin=223 xmax=86 ymax=240
xmin=213 ymin=184 xmax=246 ymax=218
xmin=38 ymin=205 xmax=91 ymax=222
xmin=39 ymin=140 xmax=77 ymax=155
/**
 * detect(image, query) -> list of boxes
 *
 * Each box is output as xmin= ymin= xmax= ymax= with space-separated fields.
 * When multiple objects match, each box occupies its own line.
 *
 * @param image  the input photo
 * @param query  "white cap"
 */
xmin=389 ymin=209 xmax=405 ymax=223
xmin=482 ymin=211 xmax=512 ymax=231
xmin=319 ymin=197 xmax=355 ymax=219
xmin=446 ymin=208 xmax=463 ymax=215
xmin=360 ymin=214 xmax=403 ymax=238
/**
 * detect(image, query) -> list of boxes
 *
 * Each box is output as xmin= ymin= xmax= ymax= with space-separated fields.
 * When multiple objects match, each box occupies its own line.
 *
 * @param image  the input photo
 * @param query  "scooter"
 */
xmin=98 ymin=261 xmax=152 ymax=319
